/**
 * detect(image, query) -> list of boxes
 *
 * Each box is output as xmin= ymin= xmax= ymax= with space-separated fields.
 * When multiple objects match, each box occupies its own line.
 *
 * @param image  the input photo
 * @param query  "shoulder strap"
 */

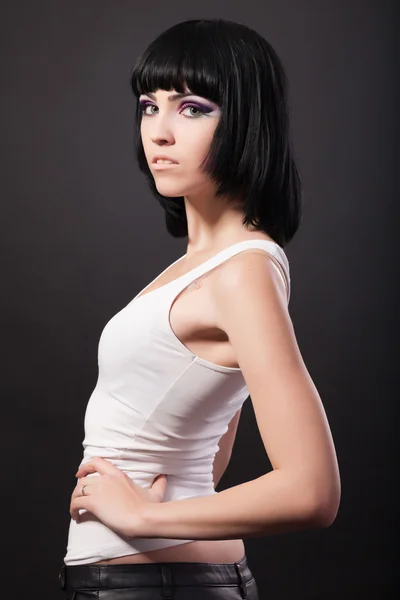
xmin=170 ymin=240 xmax=291 ymax=302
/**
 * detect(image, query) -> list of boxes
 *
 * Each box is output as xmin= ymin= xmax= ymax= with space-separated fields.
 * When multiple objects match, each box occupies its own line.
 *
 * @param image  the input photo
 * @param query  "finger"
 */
xmin=75 ymin=457 xmax=115 ymax=478
xmin=151 ymin=474 xmax=168 ymax=500
xmin=151 ymin=474 xmax=167 ymax=485
xmin=70 ymin=496 xmax=93 ymax=521
xmin=71 ymin=476 xmax=94 ymax=499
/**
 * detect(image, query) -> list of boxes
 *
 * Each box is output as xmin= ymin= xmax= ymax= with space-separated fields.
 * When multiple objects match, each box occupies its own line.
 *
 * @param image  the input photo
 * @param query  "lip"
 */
xmin=152 ymin=155 xmax=179 ymax=164
xmin=152 ymin=162 xmax=180 ymax=170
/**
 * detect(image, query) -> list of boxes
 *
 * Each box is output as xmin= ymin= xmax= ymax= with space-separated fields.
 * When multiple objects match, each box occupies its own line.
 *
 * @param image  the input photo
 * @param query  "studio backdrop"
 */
xmin=1 ymin=1 xmax=396 ymax=598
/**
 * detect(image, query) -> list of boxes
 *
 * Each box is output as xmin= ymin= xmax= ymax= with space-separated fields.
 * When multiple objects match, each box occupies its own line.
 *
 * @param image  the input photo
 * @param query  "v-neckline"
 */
xmin=133 ymin=253 xmax=186 ymax=302
xmin=132 ymin=239 xmax=281 ymax=304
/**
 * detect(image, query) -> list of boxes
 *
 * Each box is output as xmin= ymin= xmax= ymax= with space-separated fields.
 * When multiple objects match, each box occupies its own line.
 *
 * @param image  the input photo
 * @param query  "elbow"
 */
xmin=304 ymin=478 xmax=341 ymax=529
xmin=308 ymin=498 xmax=340 ymax=529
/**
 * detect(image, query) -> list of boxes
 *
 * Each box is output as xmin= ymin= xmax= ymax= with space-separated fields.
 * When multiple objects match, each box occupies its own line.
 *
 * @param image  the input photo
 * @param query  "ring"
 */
xmin=81 ymin=484 xmax=87 ymax=496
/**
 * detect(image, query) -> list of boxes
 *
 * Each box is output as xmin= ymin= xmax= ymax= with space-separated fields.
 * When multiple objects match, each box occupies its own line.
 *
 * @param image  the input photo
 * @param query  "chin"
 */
xmin=154 ymin=184 xmax=189 ymax=197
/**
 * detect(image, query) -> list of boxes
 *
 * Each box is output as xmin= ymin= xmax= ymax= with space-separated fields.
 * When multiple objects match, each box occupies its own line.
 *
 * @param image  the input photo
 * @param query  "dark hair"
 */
xmin=130 ymin=18 xmax=302 ymax=248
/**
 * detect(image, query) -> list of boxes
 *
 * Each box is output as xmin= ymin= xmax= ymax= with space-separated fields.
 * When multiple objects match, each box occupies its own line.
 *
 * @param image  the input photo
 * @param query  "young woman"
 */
xmin=59 ymin=18 xmax=341 ymax=599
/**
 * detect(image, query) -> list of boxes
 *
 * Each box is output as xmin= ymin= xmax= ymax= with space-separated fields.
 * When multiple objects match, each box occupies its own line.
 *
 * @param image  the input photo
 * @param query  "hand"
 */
xmin=70 ymin=457 xmax=168 ymax=538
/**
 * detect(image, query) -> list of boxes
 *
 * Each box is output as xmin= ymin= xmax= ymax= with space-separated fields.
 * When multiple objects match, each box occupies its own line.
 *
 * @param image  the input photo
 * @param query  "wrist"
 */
xmin=134 ymin=501 xmax=162 ymax=539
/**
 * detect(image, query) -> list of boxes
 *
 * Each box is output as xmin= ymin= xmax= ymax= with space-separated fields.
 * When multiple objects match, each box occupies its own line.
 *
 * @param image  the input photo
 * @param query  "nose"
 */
xmin=148 ymin=112 xmax=175 ymax=146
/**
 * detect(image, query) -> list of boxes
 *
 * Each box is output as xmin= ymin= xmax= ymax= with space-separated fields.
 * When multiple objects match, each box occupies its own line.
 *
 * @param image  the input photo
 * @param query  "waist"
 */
xmin=80 ymin=449 xmax=216 ymax=489
xmin=64 ymin=474 xmax=217 ymax=565
xmin=92 ymin=539 xmax=246 ymax=565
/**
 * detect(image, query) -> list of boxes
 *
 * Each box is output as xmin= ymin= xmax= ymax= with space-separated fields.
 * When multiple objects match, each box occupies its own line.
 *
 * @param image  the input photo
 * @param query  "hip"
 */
xmin=93 ymin=539 xmax=246 ymax=565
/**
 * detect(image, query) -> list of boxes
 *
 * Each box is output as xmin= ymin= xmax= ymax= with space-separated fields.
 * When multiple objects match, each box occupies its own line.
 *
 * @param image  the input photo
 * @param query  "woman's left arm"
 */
xmin=140 ymin=252 xmax=341 ymax=540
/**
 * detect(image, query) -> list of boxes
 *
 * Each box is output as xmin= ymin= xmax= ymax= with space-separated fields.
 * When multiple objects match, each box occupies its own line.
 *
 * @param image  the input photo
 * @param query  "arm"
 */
xmin=139 ymin=252 xmax=341 ymax=540
xmin=212 ymin=408 xmax=242 ymax=489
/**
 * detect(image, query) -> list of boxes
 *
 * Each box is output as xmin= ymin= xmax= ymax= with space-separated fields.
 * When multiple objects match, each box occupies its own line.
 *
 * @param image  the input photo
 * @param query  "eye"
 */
xmin=179 ymin=102 xmax=208 ymax=118
xmin=139 ymin=100 xmax=211 ymax=118
xmin=140 ymin=101 xmax=157 ymax=116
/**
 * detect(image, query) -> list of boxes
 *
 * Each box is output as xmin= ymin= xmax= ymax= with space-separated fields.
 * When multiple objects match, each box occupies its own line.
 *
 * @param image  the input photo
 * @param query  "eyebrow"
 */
xmin=142 ymin=92 xmax=195 ymax=102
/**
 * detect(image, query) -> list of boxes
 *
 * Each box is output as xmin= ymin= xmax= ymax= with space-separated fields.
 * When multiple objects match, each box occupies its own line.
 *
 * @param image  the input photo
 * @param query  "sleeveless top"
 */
xmin=63 ymin=239 xmax=291 ymax=565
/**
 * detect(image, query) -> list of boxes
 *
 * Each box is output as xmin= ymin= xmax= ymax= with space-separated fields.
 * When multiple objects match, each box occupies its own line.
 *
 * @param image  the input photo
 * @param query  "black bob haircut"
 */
xmin=130 ymin=18 xmax=302 ymax=248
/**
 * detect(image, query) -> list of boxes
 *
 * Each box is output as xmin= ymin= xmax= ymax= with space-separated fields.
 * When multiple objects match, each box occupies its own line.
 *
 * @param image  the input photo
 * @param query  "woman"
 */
xmin=59 ymin=18 xmax=341 ymax=599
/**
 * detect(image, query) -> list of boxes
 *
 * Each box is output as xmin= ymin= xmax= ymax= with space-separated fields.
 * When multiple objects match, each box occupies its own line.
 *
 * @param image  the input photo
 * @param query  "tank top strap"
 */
xmin=168 ymin=239 xmax=291 ymax=303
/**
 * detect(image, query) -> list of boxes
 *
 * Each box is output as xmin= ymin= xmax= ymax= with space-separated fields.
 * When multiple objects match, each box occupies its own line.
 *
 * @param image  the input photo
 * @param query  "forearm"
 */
xmin=139 ymin=469 xmax=331 ymax=541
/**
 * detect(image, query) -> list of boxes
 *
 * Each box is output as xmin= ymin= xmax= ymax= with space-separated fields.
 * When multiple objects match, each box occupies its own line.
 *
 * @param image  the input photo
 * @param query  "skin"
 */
xmin=70 ymin=86 xmax=341 ymax=541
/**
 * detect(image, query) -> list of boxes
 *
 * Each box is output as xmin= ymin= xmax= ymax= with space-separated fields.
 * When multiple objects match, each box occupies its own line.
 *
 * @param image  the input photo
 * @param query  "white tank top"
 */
xmin=63 ymin=239 xmax=290 ymax=565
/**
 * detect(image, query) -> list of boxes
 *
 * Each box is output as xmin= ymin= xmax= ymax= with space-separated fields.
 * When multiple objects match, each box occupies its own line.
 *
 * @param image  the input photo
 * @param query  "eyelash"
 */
xmin=139 ymin=101 xmax=210 ymax=119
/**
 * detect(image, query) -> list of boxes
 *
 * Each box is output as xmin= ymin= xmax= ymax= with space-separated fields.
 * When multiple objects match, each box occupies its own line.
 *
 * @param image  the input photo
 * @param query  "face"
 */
xmin=139 ymin=87 xmax=221 ymax=198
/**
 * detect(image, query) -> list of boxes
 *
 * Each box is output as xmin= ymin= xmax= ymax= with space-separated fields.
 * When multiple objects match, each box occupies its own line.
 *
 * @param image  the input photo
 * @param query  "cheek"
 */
xmin=140 ymin=120 xmax=151 ymax=145
xmin=140 ymin=123 xmax=148 ymax=145
xmin=179 ymin=124 xmax=217 ymax=163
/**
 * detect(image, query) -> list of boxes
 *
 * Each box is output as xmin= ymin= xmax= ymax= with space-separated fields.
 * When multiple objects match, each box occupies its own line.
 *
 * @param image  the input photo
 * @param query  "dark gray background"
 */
xmin=1 ymin=1 xmax=397 ymax=597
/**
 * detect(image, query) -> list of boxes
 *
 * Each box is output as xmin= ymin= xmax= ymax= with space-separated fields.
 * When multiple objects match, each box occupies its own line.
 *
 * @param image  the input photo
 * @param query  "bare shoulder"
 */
xmin=211 ymin=248 xmax=289 ymax=323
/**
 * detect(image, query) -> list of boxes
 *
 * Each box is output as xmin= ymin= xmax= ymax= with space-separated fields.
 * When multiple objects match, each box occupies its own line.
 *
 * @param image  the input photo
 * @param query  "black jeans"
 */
xmin=58 ymin=554 xmax=259 ymax=599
